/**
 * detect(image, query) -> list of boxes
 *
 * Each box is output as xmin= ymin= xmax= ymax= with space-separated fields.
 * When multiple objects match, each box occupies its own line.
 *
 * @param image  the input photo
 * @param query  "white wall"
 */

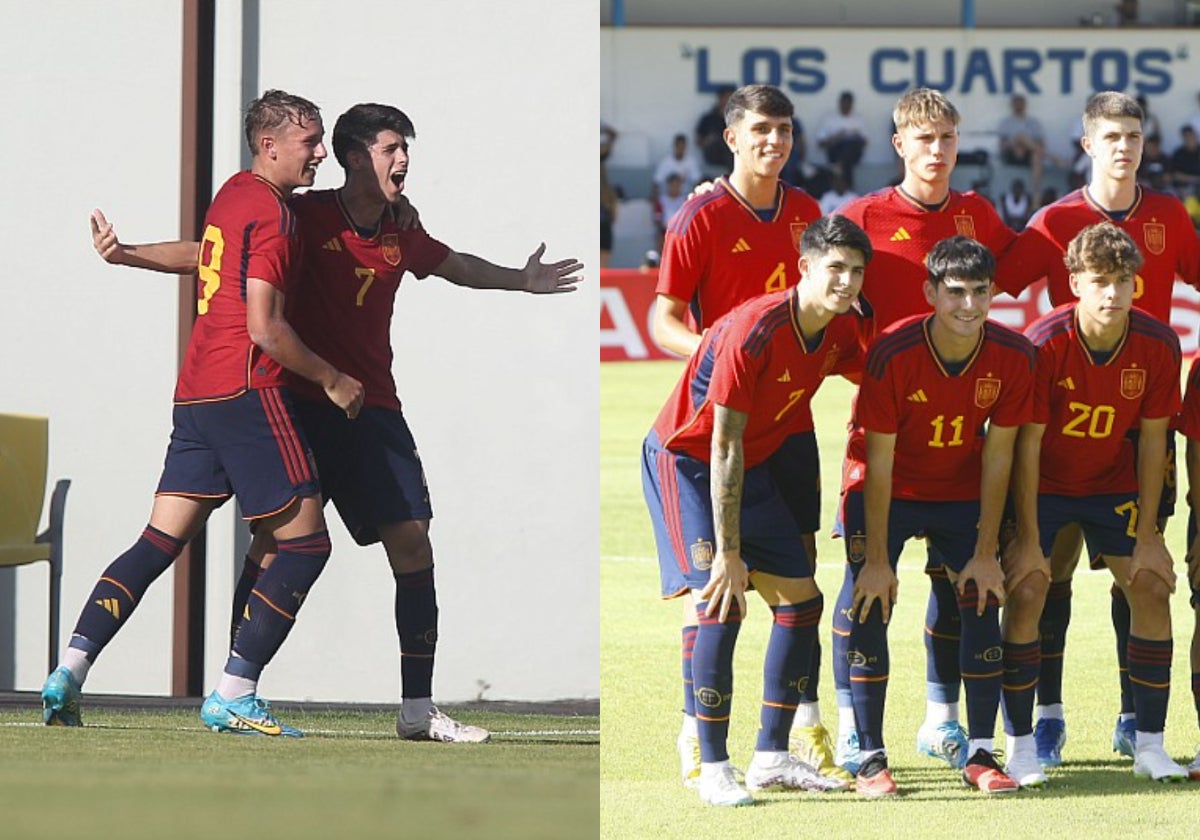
xmin=1 ymin=0 xmax=598 ymax=703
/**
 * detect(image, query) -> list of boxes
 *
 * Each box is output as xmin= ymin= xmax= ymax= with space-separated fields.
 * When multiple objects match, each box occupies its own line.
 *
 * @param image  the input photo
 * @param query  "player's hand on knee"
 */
xmin=1129 ymin=535 xmax=1175 ymax=593
xmin=1000 ymin=535 xmax=1049 ymax=592
xmin=958 ymin=554 xmax=1006 ymax=615
xmin=852 ymin=563 xmax=898 ymax=624
xmin=699 ymin=552 xmax=748 ymax=623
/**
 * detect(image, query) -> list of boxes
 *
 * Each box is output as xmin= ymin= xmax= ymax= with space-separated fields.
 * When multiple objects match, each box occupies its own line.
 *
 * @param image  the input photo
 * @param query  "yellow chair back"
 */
xmin=0 ymin=413 xmax=52 ymax=566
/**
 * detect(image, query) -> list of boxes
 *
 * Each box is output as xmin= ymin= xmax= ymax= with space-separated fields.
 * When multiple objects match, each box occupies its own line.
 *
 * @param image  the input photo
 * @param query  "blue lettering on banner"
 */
xmin=694 ymin=45 xmax=1174 ymax=97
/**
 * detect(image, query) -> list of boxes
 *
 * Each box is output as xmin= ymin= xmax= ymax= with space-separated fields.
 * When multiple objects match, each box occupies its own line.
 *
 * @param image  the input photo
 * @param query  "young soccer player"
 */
xmin=844 ymin=235 xmax=1033 ymax=796
xmin=650 ymin=84 xmax=841 ymax=784
xmin=995 ymin=91 xmax=1200 ymax=766
xmin=86 ymin=101 xmax=583 ymax=742
xmin=832 ymin=87 xmax=1018 ymax=773
xmin=1001 ymin=222 xmax=1185 ymax=783
xmin=42 ymin=90 xmax=363 ymax=736
xmin=642 ymin=215 xmax=871 ymax=805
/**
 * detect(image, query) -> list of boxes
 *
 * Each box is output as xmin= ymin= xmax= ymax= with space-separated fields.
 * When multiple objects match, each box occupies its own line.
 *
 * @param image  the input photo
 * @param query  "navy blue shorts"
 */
xmin=840 ymin=490 xmax=981 ymax=576
xmin=157 ymin=388 xmax=319 ymax=519
xmin=642 ymin=430 xmax=812 ymax=598
xmin=1129 ymin=428 xmax=1177 ymax=520
xmin=1037 ymin=493 xmax=1139 ymax=567
xmin=765 ymin=430 xmax=821 ymax=534
xmin=296 ymin=400 xmax=432 ymax=546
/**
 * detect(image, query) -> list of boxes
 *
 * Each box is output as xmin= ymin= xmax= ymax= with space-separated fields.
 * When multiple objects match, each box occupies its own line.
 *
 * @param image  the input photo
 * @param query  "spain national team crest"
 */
xmin=1120 ymin=367 xmax=1146 ymax=399
xmin=690 ymin=539 xmax=714 ymax=571
xmin=381 ymin=233 xmax=402 ymax=266
xmin=1142 ymin=222 xmax=1166 ymax=255
xmin=953 ymin=214 xmax=977 ymax=239
xmin=790 ymin=221 xmax=809 ymax=252
xmin=974 ymin=377 xmax=1001 ymax=409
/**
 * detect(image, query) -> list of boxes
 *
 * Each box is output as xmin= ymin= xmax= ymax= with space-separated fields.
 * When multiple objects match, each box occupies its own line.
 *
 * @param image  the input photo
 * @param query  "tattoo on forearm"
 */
xmin=712 ymin=406 xmax=749 ymax=554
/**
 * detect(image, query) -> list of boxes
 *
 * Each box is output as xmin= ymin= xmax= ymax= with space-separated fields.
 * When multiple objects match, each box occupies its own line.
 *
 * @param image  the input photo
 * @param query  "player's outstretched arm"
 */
xmin=90 ymin=209 xmax=201 ymax=274
xmin=436 ymin=244 xmax=583 ymax=293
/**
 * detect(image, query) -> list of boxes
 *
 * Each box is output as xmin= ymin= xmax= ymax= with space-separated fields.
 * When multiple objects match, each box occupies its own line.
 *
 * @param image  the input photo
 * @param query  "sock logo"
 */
xmin=422 ymin=629 xmax=438 ymax=645
xmin=95 ymin=598 xmax=121 ymax=619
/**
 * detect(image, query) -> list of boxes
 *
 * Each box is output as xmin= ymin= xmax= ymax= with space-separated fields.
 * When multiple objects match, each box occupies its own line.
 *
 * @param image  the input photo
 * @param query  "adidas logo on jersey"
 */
xmin=95 ymin=598 xmax=121 ymax=619
xmin=323 ymin=237 xmax=342 ymax=251
xmin=1057 ymin=377 xmax=1076 ymax=390
xmin=731 ymin=238 xmax=751 ymax=253
xmin=890 ymin=228 xmax=912 ymax=242
xmin=906 ymin=389 xmax=929 ymax=403
xmin=777 ymin=369 xmax=792 ymax=383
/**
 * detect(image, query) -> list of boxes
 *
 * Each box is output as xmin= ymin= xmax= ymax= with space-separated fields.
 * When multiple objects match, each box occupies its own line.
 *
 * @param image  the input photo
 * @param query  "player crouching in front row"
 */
xmin=842 ymin=235 xmax=1033 ymax=796
xmin=1001 ymin=222 xmax=1187 ymax=784
xmin=641 ymin=215 xmax=873 ymax=806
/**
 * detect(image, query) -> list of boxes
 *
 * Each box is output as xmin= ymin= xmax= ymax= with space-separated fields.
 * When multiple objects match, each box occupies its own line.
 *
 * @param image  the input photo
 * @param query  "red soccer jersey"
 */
xmin=1026 ymin=304 xmax=1182 ymax=496
xmin=175 ymin=171 xmax=301 ymax=403
xmin=856 ymin=315 xmax=1035 ymax=501
xmin=652 ymin=288 xmax=863 ymax=468
xmin=657 ymin=177 xmax=820 ymax=431
xmin=839 ymin=187 xmax=1016 ymax=340
xmin=287 ymin=190 xmax=451 ymax=410
xmin=1178 ymin=356 xmax=1200 ymax=441
xmin=995 ymin=186 xmax=1200 ymax=322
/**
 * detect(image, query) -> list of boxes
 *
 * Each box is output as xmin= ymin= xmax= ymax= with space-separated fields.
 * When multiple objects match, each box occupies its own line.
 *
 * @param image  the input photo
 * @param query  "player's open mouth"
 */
xmin=390 ymin=172 xmax=406 ymax=187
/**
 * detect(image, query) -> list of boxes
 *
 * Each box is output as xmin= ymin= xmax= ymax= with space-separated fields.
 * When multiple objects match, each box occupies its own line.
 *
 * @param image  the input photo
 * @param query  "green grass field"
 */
xmin=601 ymin=360 xmax=1200 ymax=839
xmin=0 ymin=705 xmax=597 ymax=839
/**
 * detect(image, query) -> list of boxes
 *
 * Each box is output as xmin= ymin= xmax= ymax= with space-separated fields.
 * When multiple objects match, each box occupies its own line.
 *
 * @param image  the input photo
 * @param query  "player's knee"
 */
xmin=1128 ymin=571 xmax=1172 ymax=607
xmin=1008 ymin=572 xmax=1049 ymax=614
xmin=382 ymin=520 xmax=433 ymax=574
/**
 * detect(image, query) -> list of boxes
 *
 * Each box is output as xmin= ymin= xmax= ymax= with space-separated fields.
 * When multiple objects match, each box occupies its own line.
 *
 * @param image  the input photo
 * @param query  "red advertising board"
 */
xmin=601 ymin=269 xmax=1200 ymax=361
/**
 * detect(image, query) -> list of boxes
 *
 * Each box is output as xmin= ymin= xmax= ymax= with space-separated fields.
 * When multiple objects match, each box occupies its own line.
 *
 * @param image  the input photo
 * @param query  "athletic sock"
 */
xmin=1037 ymin=580 xmax=1072 ymax=706
xmin=757 ymin=596 xmax=821 ymax=751
xmin=925 ymin=566 xmax=962 ymax=704
xmin=230 ymin=554 xmax=262 ymax=647
xmin=1127 ymin=635 xmax=1172 ymax=734
xmin=958 ymin=579 xmax=1003 ymax=743
xmin=395 ymin=566 xmax=438 ymax=700
xmin=1111 ymin=585 xmax=1134 ymax=715
xmin=230 ymin=531 xmax=330 ymax=674
xmin=692 ymin=598 xmax=741 ymax=763
xmin=1001 ymin=639 xmax=1040 ymax=736
xmin=69 ymin=525 xmax=186 ymax=660
xmin=848 ymin=595 xmax=889 ymax=753
xmin=681 ymin=625 xmax=698 ymax=717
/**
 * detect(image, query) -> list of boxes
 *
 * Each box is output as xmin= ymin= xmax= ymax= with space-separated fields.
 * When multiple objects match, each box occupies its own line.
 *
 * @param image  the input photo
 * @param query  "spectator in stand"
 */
xmin=1110 ymin=0 xmax=1150 ymax=25
xmin=998 ymin=178 xmax=1033 ymax=230
xmin=816 ymin=90 xmax=869 ymax=188
xmin=818 ymin=170 xmax=859 ymax=215
xmin=1171 ymin=125 xmax=1200 ymax=198
xmin=695 ymin=85 xmax=736 ymax=174
xmin=601 ymin=122 xmax=620 ymax=268
xmin=653 ymin=173 xmax=688 ymax=249
xmin=1138 ymin=133 xmax=1173 ymax=193
xmin=1136 ymin=94 xmax=1162 ymax=145
xmin=654 ymin=133 xmax=703 ymax=195
xmin=998 ymin=94 xmax=1049 ymax=200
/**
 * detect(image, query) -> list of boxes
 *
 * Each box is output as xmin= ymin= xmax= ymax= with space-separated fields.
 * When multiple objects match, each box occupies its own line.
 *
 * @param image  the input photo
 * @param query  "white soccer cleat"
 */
xmin=745 ymin=752 xmax=848 ymax=792
xmin=698 ymin=760 xmax=754 ymax=806
xmin=678 ymin=730 xmax=701 ymax=788
xmin=396 ymin=705 xmax=490 ymax=743
xmin=1132 ymin=744 xmax=1187 ymax=782
xmin=1004 ymin=747 xmax=1048 ymax=788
